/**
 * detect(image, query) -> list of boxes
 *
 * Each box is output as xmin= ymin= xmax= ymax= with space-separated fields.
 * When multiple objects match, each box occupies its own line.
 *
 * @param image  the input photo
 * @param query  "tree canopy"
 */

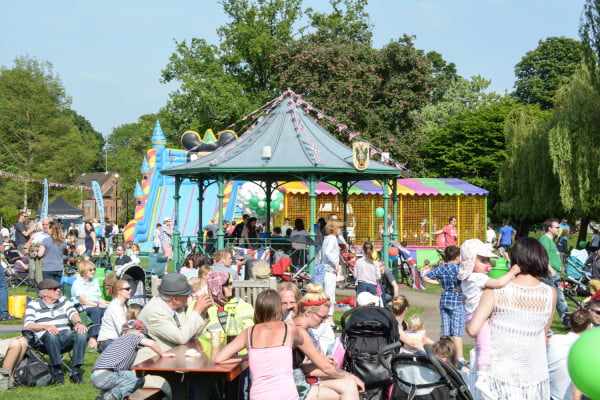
xmin=419 ymin=99 xmax=519 ymax=209
xmin=513 ymin=37 xmax=583 ymax=109
xmin=0 ymin=56 xmax=99 ymax=210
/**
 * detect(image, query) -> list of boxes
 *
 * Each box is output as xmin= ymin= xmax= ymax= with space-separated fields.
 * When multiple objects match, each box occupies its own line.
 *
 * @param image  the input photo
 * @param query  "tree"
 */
xmin=580 ymin=0 xmax=600 ymax=88
xmin=420 ymin=75 xmax=503 ymax=136
xmin=0 ymin=56 xmax=98 ymax=211
xmin=64 ymin=109 xmax=105 ymax=171
xmin=160 ymin=0 xmax=302 ymax=137
xmin=513 ymin=37 xmax=583 ymax=110
xmin=419 ymin=99 xmax=519 ymax=209
xmin=273 ymin=31 xmax=435 ymax=171
xmin=548 ymin=64 xmax=600 ymax=218
xmin=497 ymin=105 xmax=561 ymax=235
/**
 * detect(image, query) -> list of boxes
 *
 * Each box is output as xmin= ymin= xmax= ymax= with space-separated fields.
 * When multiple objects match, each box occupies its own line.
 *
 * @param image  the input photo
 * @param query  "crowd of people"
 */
xmin=1 ymin=214 xmax=600 ymax=399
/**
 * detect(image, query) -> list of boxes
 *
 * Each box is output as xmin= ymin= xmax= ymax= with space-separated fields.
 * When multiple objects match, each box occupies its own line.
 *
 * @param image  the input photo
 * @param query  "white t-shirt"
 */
xmin=461 ymin=272 xmax=489 ymax=314
xmin=547 ymin=331 xmax=579 ymax=400
xmin=486 ymin=228 xmax=496 ymax=244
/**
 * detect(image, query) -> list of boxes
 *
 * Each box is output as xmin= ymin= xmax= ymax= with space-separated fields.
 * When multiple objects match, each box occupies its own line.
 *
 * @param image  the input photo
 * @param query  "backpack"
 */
xmin=14 ymin=348 xmax=52 ymax=387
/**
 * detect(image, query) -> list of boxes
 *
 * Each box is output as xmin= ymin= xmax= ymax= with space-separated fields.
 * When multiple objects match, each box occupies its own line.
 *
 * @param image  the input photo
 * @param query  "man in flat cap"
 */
xmin=24 ymin=278 xmax=87 ymax=384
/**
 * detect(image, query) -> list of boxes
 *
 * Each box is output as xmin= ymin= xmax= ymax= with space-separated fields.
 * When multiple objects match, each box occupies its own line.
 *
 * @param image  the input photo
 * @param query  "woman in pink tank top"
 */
xmin=215 ymin=289 xmax=365 ymax=399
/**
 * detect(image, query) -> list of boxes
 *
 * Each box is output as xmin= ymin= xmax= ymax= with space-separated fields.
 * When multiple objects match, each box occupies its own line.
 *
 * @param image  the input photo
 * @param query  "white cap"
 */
xmin=356 ymin=292 xmax=381 ymax=307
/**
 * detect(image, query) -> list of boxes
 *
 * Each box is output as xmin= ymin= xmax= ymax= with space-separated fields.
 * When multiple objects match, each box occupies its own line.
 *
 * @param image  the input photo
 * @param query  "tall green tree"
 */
xmin=498 ymin=105 xmax=560 ymax=235
xmin=273 ymin=31 xmax=435 ymax=171
xmin=419 ymin=99 xmax=519 ymax=209
xmin=160 ymin=0 xmax=302 ymax=138
xmin=420 ymin=75 xmax=503 ymax=136
xmin=513 ymin=37 xmax=583 ymax=109
xmin=0 ymin=56 xmax=97 ymax=211
xmin=580 ymin=0 xmax=600 ymax=87
xmin=65 ymin=109 xmax=105 ymax=171
xmin=548 ymin=65 xmax=600 ymax=217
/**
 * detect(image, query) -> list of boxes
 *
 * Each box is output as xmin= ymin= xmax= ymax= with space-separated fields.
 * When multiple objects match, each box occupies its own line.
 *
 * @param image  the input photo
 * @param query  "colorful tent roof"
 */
xmin=281 ymin=178 xmax=488 ymax=196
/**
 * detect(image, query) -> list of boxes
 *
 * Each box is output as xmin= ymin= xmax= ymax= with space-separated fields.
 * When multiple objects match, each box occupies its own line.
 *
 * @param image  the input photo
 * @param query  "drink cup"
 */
xmin=209 ymin=329 xmax=221 ymax=346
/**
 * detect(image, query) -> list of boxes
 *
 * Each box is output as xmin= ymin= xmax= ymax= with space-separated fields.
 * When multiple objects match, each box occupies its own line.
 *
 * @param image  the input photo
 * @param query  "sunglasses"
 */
xmin=313 ymin=311 xmax=328 ymax=321
xmin=89 ymin=268 xmax=96 ymax=272
xmin=591 ymin=309 xmax=600 ymax=316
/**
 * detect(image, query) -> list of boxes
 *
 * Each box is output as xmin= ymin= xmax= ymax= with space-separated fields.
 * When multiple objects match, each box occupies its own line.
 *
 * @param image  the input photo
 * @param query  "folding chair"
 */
xmin=145 ymin=253 xmax=168 ymax=292
xmin=7 ymin=271 xmax=29 ymax=288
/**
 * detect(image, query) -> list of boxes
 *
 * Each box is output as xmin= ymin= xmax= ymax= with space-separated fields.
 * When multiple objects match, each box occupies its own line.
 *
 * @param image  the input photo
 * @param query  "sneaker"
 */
xmin=0 ymin=315 xmax=16 ymax=321
xmin=102 ymin=393 xmax=118 ymax=400
xmin=54 ymin=372 xmax=65 ymax=385
xmin=475 ymin=375 xmax=496 ymax=400
xmin=70 ymin=371 xmax=84 ymax=384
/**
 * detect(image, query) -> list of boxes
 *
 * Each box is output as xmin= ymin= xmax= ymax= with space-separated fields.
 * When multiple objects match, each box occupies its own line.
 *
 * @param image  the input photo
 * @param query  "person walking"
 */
xmin=539 ymin=218 xmax=569 ymax=322
xmin=496 ymin=219 xmax=516 ymax=253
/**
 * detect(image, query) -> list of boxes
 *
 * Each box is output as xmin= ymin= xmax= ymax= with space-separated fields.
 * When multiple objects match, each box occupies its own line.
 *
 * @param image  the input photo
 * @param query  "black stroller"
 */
xmin=341 ymin=305 xmax=399 ymax=400
xmin=116 ymin=263 xmax=150 ymax=306
xmin=378 ymin=343 xmax=473 ymax=400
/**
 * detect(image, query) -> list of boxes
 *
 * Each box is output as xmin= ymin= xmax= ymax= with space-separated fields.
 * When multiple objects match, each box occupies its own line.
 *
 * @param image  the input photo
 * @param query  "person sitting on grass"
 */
xmin=401 ymin=314 xmax=435 ymax=354
xmin=0 ymin=336 xmax=28 ymax=389
xmin=92 ymin=320 xmax=175 ymax=400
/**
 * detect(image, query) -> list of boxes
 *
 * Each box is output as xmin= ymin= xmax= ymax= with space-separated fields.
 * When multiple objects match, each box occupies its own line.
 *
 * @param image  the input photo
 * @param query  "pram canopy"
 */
xmin=116 ymin=263 xmax=149 ymax=306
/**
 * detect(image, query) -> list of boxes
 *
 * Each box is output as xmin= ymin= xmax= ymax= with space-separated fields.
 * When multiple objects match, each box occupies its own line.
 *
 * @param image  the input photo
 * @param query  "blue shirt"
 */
xmin=498 ymin=225 xmax=515 ymax=245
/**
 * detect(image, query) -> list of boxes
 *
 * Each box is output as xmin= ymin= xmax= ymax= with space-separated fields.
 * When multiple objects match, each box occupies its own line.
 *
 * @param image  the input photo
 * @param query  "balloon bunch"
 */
xmin=236 ymin=182 xmax=284 ymax=221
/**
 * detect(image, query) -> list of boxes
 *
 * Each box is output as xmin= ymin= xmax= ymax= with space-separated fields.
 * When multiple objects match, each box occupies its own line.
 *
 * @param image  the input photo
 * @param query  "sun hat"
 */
xmin=458 ymin=239 xmax=498 ymax=280
xmin=163 ymin=217 xmax=171 ymax=223
xmin=356 ymin=292 xmax=381 ymax=307
xmin=121 ymin=319 xmax=149 ymax=336
xmin=207 ymin=271 xmax=231 ymax=306
xmin=38 ymin=279 xmax=61 ymax=290
xmin=158 ymin=273 xmax=192 ymax=296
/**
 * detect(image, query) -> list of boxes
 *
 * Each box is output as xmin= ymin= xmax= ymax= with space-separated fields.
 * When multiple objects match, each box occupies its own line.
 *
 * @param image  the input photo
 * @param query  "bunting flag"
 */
xmin=232 ymin=247 xmax=271 ymax=263
xmin=0 ymin=170 xmax=92 ymax=189
xmin=92 ymin=180 xmax=105 ymax=232
xmin=40 ymin=179 xmax=49 ymax=220
xmin=411 ymin=264 xmax=426 ymax=291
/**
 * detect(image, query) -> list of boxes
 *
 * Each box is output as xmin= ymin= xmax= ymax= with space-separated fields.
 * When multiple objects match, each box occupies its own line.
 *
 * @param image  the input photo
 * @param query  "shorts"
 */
xmin=440 ymin=303 xmax=465 ymax=337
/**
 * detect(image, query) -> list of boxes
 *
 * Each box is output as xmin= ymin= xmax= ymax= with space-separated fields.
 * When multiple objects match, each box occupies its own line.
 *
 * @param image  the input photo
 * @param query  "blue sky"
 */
xmin=0 ymin=0 xmax=583 ymax=138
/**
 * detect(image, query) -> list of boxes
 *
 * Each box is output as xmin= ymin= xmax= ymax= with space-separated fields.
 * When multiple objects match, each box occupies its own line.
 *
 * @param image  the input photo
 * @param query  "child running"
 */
xmin=91 ymin=320 xmax=174 ymax=400
xmin=457 ymin=239 xmax=520 ymax=398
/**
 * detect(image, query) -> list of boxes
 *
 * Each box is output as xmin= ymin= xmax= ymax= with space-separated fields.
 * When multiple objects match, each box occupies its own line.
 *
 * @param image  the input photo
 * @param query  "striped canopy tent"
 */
xmin=281 ymin=178 xmax=489 ymax=196
xmin=279 ymin=178 xmax=489 ymax=246
xmin=160 ymin=90 xmax=404 ymax=265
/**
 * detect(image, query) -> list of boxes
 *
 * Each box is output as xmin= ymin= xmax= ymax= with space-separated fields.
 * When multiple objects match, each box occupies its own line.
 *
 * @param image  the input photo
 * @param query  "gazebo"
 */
xmin=161 ymin=90 xmax=404 ymax=265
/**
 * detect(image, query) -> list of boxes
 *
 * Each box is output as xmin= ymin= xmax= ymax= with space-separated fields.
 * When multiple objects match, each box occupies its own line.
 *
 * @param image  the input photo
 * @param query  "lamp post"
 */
xmin=113 ymin=174 xmax=119 ymax=224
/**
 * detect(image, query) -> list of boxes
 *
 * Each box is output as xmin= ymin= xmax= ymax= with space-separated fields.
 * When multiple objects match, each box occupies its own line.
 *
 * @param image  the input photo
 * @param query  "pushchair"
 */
xmin=338 ymin=249 xmax=356 ymax=289
xmin=341 ymin=305 xmax=399 ymax=399
xmin=379 ymin=342 xmax=473 ymax=400
xmin=115 ymin=263 xmax=150 ymax=306
xmin=562 ymin=256 xmax=591 ymax=297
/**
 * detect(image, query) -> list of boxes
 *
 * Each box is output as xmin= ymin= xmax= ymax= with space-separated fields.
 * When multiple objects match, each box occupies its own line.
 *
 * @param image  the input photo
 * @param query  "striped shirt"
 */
xmin=93 ymin=333 xmax=145 ymax=371
xmin=24 ymin=296 xmax=78 ymax=340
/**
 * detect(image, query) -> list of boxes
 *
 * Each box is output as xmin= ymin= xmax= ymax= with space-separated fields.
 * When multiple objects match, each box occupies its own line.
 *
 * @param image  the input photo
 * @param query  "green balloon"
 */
xmin=375 ymin=207 xmax=385 ymax=218
xmin=276 ymin=191 xmax=284 ymax=201
xmin=249 ymin=195 xmax=259 ymax=208
xmin=257 ymin=207 xmax=266 ymax=216
xmin=568 ymin=328 xmax=600 ymax=399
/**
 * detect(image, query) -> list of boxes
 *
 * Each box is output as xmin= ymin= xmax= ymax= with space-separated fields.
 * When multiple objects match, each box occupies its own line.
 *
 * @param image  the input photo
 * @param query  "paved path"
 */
xmin=337 ymin=284 xmax=474 ymax=345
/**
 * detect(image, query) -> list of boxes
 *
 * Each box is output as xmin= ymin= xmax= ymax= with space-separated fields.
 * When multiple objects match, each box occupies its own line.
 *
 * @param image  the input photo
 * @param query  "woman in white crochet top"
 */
xmin=467 ymin=237 xmax=556 ymax=399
